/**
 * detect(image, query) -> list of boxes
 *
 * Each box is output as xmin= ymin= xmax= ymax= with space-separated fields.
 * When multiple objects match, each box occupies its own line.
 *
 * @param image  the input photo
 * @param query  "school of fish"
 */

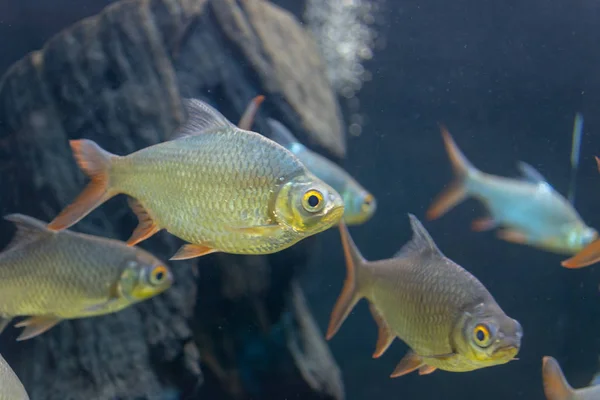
xmin=0 ymin=93 xmax=597 ymax=399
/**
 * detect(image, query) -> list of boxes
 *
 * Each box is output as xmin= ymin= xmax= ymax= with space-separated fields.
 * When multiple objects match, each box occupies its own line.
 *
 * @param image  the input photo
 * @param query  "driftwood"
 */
xmin=0 ymin=0 xmax=345 ymax=399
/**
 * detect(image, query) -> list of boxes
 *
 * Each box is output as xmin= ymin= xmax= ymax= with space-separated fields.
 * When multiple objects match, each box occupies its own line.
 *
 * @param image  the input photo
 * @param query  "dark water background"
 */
xmin=2 ymin=1 xmax=600 ymax=399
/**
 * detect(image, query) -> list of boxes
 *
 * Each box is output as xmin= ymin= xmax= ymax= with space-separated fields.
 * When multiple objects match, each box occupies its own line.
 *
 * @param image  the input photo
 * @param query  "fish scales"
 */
xmin=112 ymin=131 xmax=304 ymax=253
xmin=0 ymin=229 xmax=139 ymax=318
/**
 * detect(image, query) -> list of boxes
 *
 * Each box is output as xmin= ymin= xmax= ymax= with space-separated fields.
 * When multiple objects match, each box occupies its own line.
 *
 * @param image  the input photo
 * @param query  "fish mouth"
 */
xmin=323 ymin=204 xmax=345 ymax=226
xmin=492 ymin=344 xmax=520 ymax=360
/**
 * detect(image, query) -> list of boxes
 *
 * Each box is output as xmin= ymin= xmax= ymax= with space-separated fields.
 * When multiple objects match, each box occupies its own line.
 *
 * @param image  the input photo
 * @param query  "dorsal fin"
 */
xmin=394 ymin=214 xmax=442 ymax=259
xmin=517 ymin=162 xmax=548 ymax=184
xmin=3 ymin=214 xmax=54 ymax=251
xmin=172 ymin=98 xmax=236 ymax=139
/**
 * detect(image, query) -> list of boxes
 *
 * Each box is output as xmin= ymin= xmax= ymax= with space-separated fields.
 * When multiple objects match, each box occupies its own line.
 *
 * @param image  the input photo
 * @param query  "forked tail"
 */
xmin=48 ymin=140 xmax=118 ymax=231
xmin=326 ymin=222 xmax=369 ymax=340
xmin=426 ymin=125 xmax=477 ymax=220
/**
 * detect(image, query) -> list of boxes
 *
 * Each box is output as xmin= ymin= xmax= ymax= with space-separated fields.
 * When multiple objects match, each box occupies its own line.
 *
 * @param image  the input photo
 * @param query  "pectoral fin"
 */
xmin=497 ymin=229 xmax=529 ymax=244
xmin=418 ymin=365 xmax=438 ymax=375
xmin=230 ymin=224 xmax=281 ymax=236
xmin=15 ymin=315 xmax=62 ymax=341
xmin=170 ymin=244 xmax=218 ymax=261
xmin=368 ymin=303 xmax=395 ymax=358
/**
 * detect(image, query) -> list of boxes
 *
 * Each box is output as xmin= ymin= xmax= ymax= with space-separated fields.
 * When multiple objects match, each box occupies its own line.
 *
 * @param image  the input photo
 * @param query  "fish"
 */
xmin=0 ymin=352 xmax=29 ymax=399
xmin=47 ymin=98 xmax=345 ymax=261
xmin=326 ymin=214 xmax=522 ymax=376
xmin=0 ymin=214 xmax=173 ymax=341
xmin=236 ymin=95 xmax=376 ymax=226
xmin=427 ymin=125 xmax=597 ymax=255
xmin=542 ymin=356 xmax=600 ymax=400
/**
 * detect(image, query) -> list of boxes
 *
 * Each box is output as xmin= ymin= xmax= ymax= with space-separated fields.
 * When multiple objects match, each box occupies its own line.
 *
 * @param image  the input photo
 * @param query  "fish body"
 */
xmin=48 ymin=99 xmax=344 ymax=260
xmin=0 ymin=214 xmax=173 ymax=340
xmin=0 ymin=353 xmax=28 ymax=399
xmin=427 ymin=126 xmax=597 ymax=255
xmin=543 ymin=356 xmax=600 ymax=400
xmin=326 ymin=214 xmax=522 ymax=376
xmin=267 ymin=119 xmax=376 ymax=225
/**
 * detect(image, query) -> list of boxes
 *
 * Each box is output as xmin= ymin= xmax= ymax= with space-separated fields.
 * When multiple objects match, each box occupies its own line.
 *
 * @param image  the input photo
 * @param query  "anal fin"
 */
xmin=562 ymin=239 xmax=600 ymax=269
xmin=170 ymin=244 xmax=218 ymax=261
xmin=126 ymin=198 xmax=160 ymax=246
xmin=15 ymin=315 xmax=62 ymax=341
xmin=368 ymin=303 xmax=395 ymax=358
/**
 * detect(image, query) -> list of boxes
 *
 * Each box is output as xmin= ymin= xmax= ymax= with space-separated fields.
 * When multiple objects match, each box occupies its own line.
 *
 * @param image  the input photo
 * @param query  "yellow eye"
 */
xmin=361 ymin=194 xmax=374 ymax=211
xmin=473 ymin=324 xmax=491 ymax=347
xmin=150 ymin=265 xmax=168 ymax=285
xmin=302 ymin=190 xmax=324 ymax=212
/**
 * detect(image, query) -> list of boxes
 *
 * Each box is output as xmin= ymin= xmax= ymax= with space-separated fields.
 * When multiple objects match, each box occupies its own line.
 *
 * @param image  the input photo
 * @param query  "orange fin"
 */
xmin=561 ymin=238 xmax=600 ymax=269
xmin=595 ymin=156 xmax=600 ymax=171
xmin=15 ymin=315 xmax=62 ymax=341
xmin=497 ymin=229 xmax=528 ymax=244
xmin=426 ymin=182 xmax=466 ymax=221
xmin=326 ymin=222 xmax=368 ymax=340
xmin=426 ymin=125 xmax=474 ymax=220
xmin=368 ymin=303 xmax=395 ymax=358
xmin=418 ymin=365 xmax=437 ymax=375
xmin=126 ymin=198 xmax=160 ymax=246
xmin=542 ymin=357 xmax=574 ymax=400
xmin=48 ymin=140 xmax=117 ymax=231
xmin=170 ymin=244 xmax=218 ymax=261
xmin=390 ymin=351 xmax=425 ymax=378
xmin=471 ymin=217 xmax=496 ymax=232
xmin=238 ymin=95 xmax=265 ymax=130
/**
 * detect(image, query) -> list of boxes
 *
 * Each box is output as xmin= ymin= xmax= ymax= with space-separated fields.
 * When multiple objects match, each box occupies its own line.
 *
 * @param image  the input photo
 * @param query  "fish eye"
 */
xmin=364 ymin=194 xmax=373 ymax=206
xmin=473 ymin=323 xmax=492 ymax=347
xmin=302 ymin=190 xmax=324 ymax=213
xmin=150 ymin=265 xmax=168 ymax=285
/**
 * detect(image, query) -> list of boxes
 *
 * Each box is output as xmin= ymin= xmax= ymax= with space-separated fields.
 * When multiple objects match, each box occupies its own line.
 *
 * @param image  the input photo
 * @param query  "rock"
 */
xmin=0 ymin=0 xmax=345 ymax=399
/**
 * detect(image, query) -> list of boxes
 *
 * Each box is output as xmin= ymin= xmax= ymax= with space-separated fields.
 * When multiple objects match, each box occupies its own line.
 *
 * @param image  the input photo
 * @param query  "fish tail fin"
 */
xmin=326 ymin=222 xmax=369 ymax=340
xmin=48 ymin=140 xmax=118 ymax=231
xmin=267 ymin=118 xmax=302 ymax=151
xmin=542 ymin=357 xmax=574 ymax=400
xmin=237 ymin=95 xmax=265 ymax=130
xmin=426 ymin=124 xmax=476 ymax=220
xmin=561 ymin=238 xmax=600 ymax=269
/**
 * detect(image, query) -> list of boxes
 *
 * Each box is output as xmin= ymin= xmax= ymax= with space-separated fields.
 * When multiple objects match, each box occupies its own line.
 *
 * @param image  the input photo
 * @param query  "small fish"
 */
xmin=427 ymin=125 xmax=597 ymax=255
xmin=0 ymin=352 xmax=28 ymax=399
xmin=0 ymin=214 xmax=173 ymax=341
xmin=542 ymin=356 xmax=600 ymax=400
xmin=236 ymin=95 xmax=376 ymax=226
xmin=326 ymin=214 xmax=522 ymax=376
xmin=47 ymin=98 xmax=344 ymax=260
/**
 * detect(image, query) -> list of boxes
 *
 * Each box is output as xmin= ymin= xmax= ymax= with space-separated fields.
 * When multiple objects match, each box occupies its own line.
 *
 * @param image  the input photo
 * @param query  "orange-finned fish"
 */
xmin=0 ymin=214 xmax=173 ymax=341
xmin=561 ymin=156 xmax=600 ymax=268
xmin=427 ymin=125 xmax=597 ymax=255
xmin=326 ymin=214 xmax=522 ymax=376
xmin=0 ymin=352 xmax=28 ymax=399
xmin=542 ymin=356 xmax=600 ymax=400
xmin=47 ymin=98 xmax=344 ymax=260
xmin=235 ymin=95 xmax=376 ymax=226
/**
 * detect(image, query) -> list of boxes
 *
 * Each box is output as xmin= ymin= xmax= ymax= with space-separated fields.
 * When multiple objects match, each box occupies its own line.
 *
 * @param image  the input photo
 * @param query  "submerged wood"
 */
xmin=0 ymin=0 xmax=345 ymax=398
